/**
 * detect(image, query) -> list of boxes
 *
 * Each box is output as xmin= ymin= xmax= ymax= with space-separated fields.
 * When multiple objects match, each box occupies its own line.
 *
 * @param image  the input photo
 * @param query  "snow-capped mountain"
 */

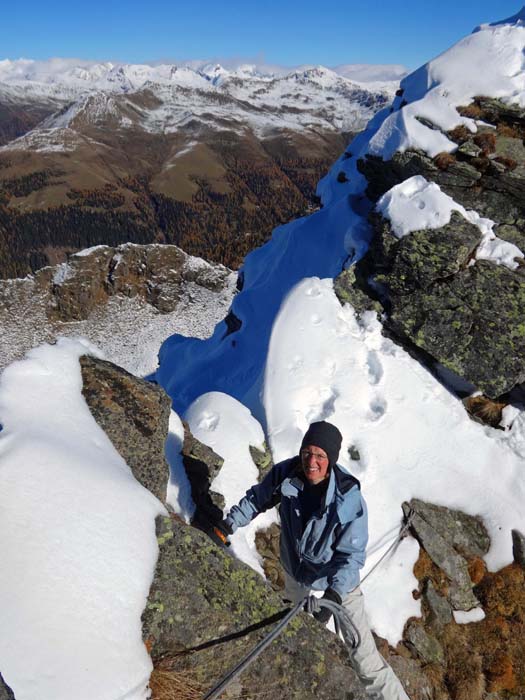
xmin=0 ymin=59 xmax=396 ymax=278
xmin=0 ymin=59 xmax=395 ymax=141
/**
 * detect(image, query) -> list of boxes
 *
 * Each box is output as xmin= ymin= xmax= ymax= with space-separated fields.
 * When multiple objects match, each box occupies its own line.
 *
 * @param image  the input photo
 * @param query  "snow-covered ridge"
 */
xmin=0 ymin=57 xmax=405 ymax=95
xmin=0 ymin=59 xmax=397 ymax=144
xmin=319 ymin=8 xmax=525 ymax=205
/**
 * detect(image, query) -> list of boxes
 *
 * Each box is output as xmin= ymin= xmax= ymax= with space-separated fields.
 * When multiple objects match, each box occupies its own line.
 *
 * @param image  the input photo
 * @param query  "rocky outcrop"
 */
xmin=338 ymin=97 xmax=525 ymax=400
xmin=80 ymin=355 xmax=171 ymax=502
xmin=46 ymin=243 xmax=233 ymax=321
xmin=143 ymin=514 xmax=367 ymax=700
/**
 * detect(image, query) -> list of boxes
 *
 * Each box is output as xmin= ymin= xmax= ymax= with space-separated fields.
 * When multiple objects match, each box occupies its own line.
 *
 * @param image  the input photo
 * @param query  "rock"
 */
xmin=181 ymin=421 xmax=225 ymax=529
xmin=388 ymin=655 xmax=438 ymax=700
xmin=403 ymin=501 xmax=479 ymax=610
xmin=407 ymin=499 xmax=490 ymax=559
xmin=334 ymin=267 xmax=382 ymax=316
xmin=405 ymin=622 xmax=445 ymax=664
xmin=249 ymin=441 xmax=274 ymax=481
xmin=44 ymin=243 xmax=233 ymax=321
xmin=457 ymin=140 xmax=482 ymax=157
xmin=511 ymin=529 xmax=525 ymax=569
xmin=425 ymin=581 xmax=453 ymax=627
xmin=382 ymin=254 xmax=525 ymax=398
xmin=143 ymin=515 xmax=366 ymax=700
xmin=80 ymin=355 xmax=171 ymax=503
xmin=372 ymin=211 xmax=481 ymax=295
xmin=255 ymin=522 xmax=285 ymax=590
xmin=0 ymin=674 xmax=15 ymax=700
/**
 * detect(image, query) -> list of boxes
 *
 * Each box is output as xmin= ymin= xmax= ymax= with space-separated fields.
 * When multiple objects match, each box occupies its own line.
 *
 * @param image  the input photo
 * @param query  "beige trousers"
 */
xmin=283 ymin=572 xmax=409 ymax=700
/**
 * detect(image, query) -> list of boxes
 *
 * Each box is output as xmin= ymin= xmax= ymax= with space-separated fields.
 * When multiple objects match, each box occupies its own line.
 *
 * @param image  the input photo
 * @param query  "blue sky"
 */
xmin=1 ymin=1 xmax=521 ymax=69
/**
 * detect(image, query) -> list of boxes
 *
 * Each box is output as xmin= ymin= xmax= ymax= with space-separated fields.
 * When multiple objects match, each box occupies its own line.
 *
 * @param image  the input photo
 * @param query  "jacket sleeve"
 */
xmin=225 ymin=459 xmax=294 ymax=532
xmin=326 ymin=493 xmax=368 ymax=598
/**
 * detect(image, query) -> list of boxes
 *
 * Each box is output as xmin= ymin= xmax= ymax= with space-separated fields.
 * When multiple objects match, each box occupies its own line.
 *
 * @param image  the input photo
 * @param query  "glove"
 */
xmin=313 ymin=588 xmax=342 ymax=625
xmin=211 ymin=519 xmax=233 ymax=547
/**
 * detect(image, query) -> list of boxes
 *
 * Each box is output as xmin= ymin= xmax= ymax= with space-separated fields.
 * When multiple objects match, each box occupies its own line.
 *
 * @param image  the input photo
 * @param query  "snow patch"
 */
xmin=377 ymin=175 xmax=524 ymax=269
xmin=0 ymin=337 xmax=165 ymax=700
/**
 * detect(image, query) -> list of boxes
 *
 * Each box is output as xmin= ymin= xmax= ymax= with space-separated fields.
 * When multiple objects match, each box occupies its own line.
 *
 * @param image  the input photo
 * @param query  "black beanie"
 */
xmin=300 ymin=421 xmax=343 ymax=467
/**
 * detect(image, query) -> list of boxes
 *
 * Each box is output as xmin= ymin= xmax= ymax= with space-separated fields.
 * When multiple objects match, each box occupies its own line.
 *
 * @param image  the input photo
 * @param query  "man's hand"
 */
xmin=211 ymin=519 xmax=233 ymax=547
xmin=313 ymin=588 xmax=342 ymax=624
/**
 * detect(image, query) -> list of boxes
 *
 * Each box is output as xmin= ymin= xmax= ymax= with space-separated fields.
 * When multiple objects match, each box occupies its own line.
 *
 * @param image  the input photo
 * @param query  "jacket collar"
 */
xmin=290 ymin=458 xmax=360 ymax=505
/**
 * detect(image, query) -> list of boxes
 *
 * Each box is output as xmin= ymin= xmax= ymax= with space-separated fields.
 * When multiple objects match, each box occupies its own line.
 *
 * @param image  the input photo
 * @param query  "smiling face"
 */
xmin=300 ymin=444 xmax=330 ymax=485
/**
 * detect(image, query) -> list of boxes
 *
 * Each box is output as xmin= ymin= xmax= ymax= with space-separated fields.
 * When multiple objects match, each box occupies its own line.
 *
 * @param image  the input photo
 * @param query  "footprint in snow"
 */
xmin=311 ymin=314 xmax=323 ymax=326
xmin=368 ymin=395 xmax=387 ymax=422
xmin=287 ymin=355 xmax=304 ymax=372
xmin=305 ymin=284 xmax=323 ymax=297
xmin=197 ymin=411 xmax=220 ymax=431
xmin=366 ymin=351 xmax=383 ymax=386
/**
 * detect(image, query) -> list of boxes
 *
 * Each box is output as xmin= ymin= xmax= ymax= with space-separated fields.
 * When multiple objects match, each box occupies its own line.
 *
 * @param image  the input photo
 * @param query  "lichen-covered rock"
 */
xmin=80 ymin=355 xmax=171 ymax=502
xmin=348 ymin=98 xmax=525 ymax=398
xmin=347 ymin=209 xmax=525 ymax=397
xmin=389 ymin=260 xmax=525 ymax=397
xmin=249 ymin=441 xmax=274 ymax=480
xmin=143 ymin=515 xmax=367 ymax=700
xmin=334 ymin=267 xmax=382 ymax=317
xmin=407 ymin=499 xmax=490 ymax=560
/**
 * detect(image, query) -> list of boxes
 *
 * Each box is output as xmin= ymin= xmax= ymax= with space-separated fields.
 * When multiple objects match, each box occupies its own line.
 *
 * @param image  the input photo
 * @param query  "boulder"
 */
xmin=347 ymin=98 xmax=525 ymax=399
xmin=80 ymin=355 xmax=171 ymax=502
xmin=403 ymin=500 xmax=480 ymax=611
xmin=142 ymin=515 xmax=367 ymax=700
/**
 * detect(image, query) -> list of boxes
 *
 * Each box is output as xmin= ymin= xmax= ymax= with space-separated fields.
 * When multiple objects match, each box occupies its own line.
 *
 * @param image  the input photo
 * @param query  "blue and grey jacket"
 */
xmin=225 ymin=457 xmax=368 ymax=598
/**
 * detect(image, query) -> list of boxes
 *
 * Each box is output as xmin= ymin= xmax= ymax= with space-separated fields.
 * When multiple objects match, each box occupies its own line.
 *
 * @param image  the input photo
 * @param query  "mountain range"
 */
xmin=0 ymin=60 xmax=398 ymax=276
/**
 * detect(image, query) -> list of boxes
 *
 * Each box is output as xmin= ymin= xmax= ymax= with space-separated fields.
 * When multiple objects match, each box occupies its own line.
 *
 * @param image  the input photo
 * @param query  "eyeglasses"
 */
xmin=300 ymin=450 xmax=329 ymax=463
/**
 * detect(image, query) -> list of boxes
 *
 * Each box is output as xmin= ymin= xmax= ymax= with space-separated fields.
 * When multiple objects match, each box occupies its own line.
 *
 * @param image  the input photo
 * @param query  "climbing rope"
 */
xmin=202 ymin=596 xmax=360 ymax=700
xmin=360 ymin=508 xmax=414 ymax=586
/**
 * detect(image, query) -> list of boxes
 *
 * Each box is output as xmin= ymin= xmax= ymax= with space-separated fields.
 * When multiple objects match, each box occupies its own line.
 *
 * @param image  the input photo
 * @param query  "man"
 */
xmin=217 ymin=421 xmax=409 ymax=700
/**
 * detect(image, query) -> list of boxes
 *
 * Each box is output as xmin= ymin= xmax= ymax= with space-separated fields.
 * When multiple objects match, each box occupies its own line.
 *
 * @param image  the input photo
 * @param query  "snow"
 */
xmin=319 ymin=15 xmax=525 ymax=206
xmin=0 ymin=337 xmax=165 ymax=700
xmin=376 ymin=175 xmax=524 ymax=269
xmin=453 ymin=608 xmax=486 ymax=624
xmin=184 ymin=391 xmax=276 ymax=572
xmin=165 ymin=410 xmax=194 ymax=522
